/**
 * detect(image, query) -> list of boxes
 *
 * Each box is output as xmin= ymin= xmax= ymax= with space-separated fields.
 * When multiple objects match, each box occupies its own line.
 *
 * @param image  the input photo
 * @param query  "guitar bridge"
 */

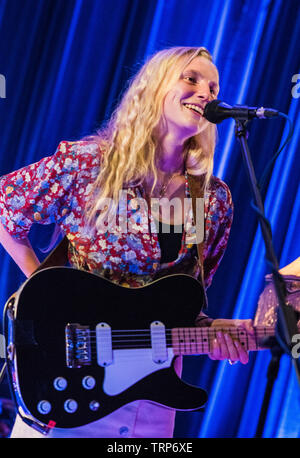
xmin=65 ymin=323 xmax=91 ymax=368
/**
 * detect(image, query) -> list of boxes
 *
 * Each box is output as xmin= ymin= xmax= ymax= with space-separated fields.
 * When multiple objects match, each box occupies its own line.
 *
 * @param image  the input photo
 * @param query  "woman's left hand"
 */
xmin=208 ymin=318 xmax=254 ymax=364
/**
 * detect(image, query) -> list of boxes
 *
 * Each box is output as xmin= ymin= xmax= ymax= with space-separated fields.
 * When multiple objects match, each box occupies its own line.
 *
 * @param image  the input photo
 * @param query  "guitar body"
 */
xmin=5 ymin=267 xmax=207 ymax=429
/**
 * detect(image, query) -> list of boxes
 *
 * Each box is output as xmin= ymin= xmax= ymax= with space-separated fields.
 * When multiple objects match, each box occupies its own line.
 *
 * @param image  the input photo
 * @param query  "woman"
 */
xmin=0 ymin=46 xmax=253 ymax=438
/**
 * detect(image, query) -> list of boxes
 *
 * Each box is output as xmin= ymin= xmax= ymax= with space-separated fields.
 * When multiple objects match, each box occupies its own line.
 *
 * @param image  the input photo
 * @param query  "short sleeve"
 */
xmin=0 ymin=141 xmax=80 ymax=239
xmin=203 ymin=177 xmax=233 ymax=288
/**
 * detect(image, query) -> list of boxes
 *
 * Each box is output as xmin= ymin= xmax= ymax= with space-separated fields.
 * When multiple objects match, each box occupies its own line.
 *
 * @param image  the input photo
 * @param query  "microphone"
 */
xmin=203 ymin=99 xmax=279 ymax=124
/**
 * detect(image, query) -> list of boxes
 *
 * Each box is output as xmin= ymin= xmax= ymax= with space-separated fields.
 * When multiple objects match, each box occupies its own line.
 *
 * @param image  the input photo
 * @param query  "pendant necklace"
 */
xmin=157 ymin=152 xmax=187 ymax=198
xmin=158 ymin=172 xmax=181 ymax=198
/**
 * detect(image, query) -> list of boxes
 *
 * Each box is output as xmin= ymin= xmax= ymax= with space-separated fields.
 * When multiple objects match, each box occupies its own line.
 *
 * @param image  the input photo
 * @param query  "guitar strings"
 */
xmin=74 ymin=330 xmax=274 ymax=356
xmin=81 ymin=326 xmax=274 ymax=337
xmin=66 ymin=327 xmax=274 ymax=361
xmin=81 ymin=329 xmax=274 ymax=344
xmin=86 ymin=326 xmax=274 ymax=332
xmin=71 ymin=330 xmax=274 ymax=347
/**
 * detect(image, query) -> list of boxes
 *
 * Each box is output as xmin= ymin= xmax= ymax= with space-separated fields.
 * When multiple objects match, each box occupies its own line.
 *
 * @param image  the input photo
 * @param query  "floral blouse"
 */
xmin=0 ymin=141 xmax=233 ymax=290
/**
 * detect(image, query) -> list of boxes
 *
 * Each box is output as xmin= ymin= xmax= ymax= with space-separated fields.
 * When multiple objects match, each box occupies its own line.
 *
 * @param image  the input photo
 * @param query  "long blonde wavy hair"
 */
xmin=85 ymin=46 xmax=218 ymax=230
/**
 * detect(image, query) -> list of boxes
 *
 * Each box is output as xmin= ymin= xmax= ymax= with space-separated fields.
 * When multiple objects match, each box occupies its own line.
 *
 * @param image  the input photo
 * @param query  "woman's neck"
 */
xmin=156 ymin=134 xmax=187 ymax=174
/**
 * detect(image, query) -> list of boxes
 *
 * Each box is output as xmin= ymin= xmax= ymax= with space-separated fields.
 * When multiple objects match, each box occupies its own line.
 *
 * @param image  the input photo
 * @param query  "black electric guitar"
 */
xmin=4 ymin=267 xmax=274 ymax=432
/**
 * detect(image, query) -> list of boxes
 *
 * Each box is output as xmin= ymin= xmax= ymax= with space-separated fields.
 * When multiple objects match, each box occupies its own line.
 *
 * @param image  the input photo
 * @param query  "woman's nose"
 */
xmin=195 ymin=81 xmax=212 ymax=101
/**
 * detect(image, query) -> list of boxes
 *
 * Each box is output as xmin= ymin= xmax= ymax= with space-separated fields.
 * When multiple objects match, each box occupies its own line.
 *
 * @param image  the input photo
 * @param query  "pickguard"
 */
xmin=103 ymin=348 xmax=175 ymax=395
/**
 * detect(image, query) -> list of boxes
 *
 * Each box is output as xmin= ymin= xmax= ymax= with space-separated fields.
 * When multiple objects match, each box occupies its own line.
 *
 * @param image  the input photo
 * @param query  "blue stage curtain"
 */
xmin=0 ymin=0 xmax=299 ymax=438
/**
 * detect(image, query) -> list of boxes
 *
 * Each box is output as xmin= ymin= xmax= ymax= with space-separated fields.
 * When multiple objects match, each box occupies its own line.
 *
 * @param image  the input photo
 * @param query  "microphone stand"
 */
xmin=234 ymin=120 xmax=300 ymax=438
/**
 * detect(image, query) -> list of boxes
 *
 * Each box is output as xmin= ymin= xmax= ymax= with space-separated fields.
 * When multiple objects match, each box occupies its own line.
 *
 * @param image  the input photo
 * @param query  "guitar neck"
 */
xmin=171 ymin=326 xmax=275 ymax=356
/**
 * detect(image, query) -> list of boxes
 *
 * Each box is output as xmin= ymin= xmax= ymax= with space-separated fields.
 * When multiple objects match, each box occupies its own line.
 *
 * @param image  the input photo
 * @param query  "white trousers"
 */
xmin=10 ymin=400 xmax=176 ymax=438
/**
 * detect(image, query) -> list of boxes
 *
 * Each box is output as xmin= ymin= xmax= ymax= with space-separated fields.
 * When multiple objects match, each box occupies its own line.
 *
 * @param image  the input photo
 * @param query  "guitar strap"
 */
xmin=186 ymin=173 xmax=208 ymax=308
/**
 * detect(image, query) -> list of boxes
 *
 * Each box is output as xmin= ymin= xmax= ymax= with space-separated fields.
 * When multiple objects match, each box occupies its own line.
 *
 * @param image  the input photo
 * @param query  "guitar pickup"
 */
xmin=96 ymin=323 xmax=113 ymax=367
xmin=150 ymin=321 xmax=167 ymax=364
xmin=65 ymin=324 xmax=91 ymax=368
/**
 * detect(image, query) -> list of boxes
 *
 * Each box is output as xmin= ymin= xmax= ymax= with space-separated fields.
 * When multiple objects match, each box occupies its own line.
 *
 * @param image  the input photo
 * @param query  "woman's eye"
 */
xmin=184 ymin=76 xmax=197 ymax=83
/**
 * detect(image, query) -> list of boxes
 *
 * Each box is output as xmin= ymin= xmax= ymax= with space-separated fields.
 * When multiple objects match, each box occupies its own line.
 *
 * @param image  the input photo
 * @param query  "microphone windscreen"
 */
xmin=203 ymin=100 xmax=232 ymax=124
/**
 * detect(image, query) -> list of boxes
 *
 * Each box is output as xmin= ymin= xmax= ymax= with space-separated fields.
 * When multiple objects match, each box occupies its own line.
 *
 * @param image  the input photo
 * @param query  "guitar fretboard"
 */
xmin=171 ymin=326 xmax=275 ymax=355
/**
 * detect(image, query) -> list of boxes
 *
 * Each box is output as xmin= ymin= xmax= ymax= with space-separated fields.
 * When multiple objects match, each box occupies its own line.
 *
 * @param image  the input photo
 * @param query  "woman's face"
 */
xmin=161 ymin=56 xmax=219 ymax=140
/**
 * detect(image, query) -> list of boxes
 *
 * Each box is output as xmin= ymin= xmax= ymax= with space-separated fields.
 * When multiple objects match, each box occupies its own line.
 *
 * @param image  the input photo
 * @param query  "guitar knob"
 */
xmin=64 ymin=399 xmax=78 ymax=413
xmin=89 ymin=400 xmax=100 ymax=411
xmin=37 ymin=400 xmax=52 ymax=414
xmin=53 ymin=377 xmax=68 ymax=391
xmin=82 ymin=376 xmax=96 ymax=390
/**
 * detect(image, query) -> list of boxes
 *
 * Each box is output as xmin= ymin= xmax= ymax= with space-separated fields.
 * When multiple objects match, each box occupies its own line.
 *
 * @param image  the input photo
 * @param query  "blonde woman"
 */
xmin=0 ymin=47 xmax=253 ymax=438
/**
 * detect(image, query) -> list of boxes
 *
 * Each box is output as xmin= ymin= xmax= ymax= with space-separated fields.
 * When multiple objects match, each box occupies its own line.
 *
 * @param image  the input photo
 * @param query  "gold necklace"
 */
xmin=158 ymin=163 xmax=182 ymax=199
xmin=158 ymin=172 xmax=180 ymax=198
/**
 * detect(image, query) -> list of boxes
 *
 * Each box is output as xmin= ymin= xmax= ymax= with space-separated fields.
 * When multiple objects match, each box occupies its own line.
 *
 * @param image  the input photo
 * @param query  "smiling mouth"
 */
xmin=182 ymin=103 xmax=204 ymax=116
